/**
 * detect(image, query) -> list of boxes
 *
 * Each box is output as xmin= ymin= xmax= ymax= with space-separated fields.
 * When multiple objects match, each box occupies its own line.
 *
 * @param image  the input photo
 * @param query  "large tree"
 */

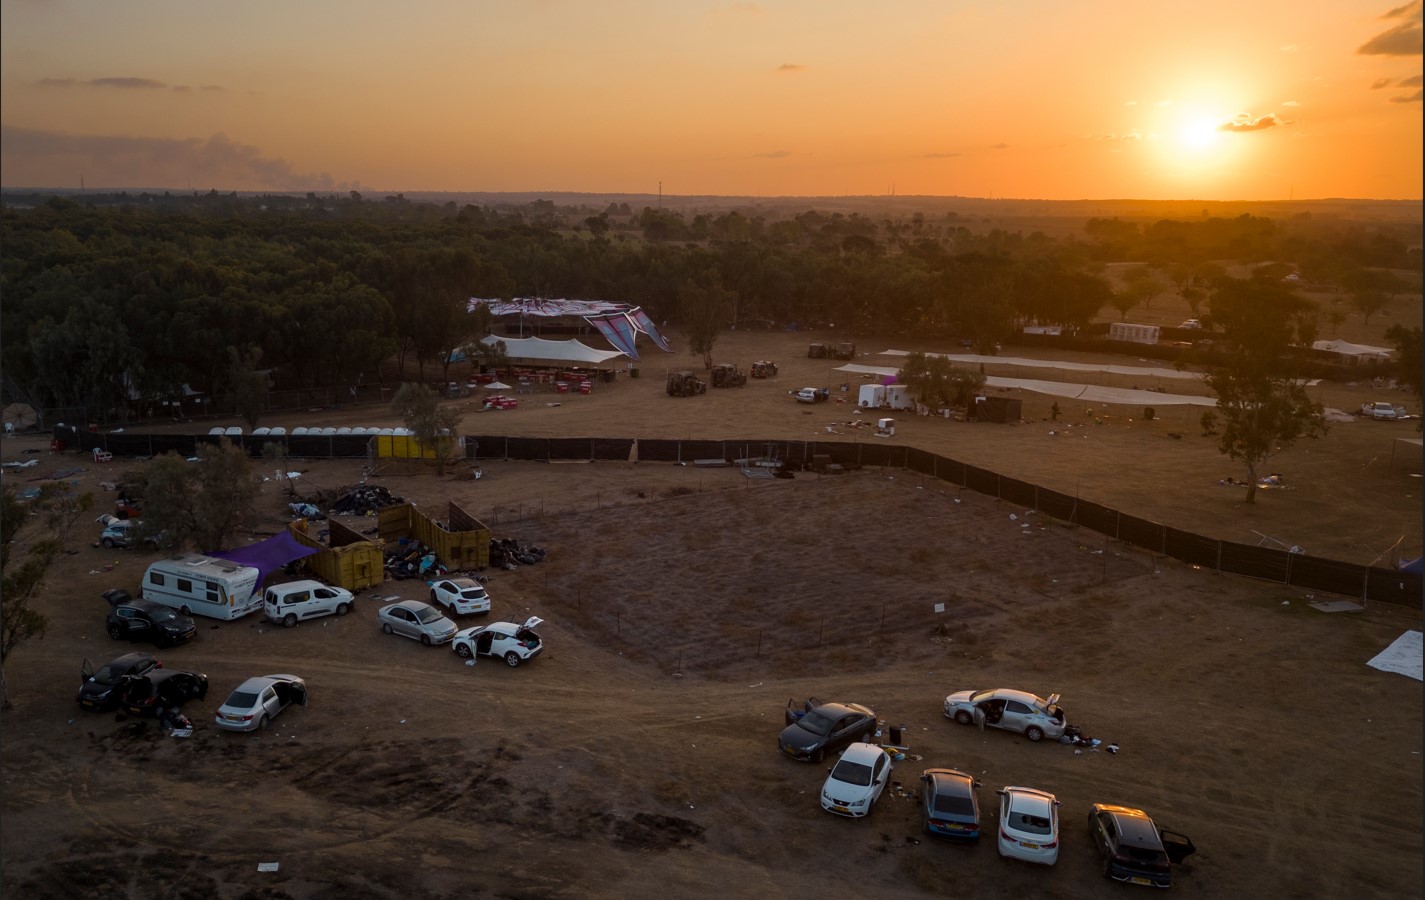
xmin=2 ymin=484 xmax=93 ymax=710
xmin=897 ymin=351 xmax=986 ymax=408
xmin=391 ymin=383 xmax=463 ymax=476
xmin=136 ymin=439 xmax=260 ymax=551
xmin=679 ymin=277 xmax=736 ymax=369
xmin=1384 ymin=324 xmax=1423 ymax=402
xmin=1199 ymin=275 xmax=1326 ymax=503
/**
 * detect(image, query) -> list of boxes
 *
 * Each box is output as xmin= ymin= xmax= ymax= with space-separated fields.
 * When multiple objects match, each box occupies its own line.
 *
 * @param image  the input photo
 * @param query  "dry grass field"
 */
xmin=1 ymin=309 xmax=1421 ymax=899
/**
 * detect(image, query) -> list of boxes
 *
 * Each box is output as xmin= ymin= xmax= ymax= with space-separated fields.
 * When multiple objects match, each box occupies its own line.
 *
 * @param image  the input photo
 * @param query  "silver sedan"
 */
xmin=377 ymin=600 xmax=458 ymax=646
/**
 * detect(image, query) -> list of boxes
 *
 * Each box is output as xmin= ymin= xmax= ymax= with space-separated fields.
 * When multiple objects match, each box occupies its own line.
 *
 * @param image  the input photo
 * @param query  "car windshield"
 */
xmin=797 ymin=711 xmax=835 ymax=736
xmin=932 ymin=791 xmax=976 ymax=815
xmin=415 ymin=607 xmax=445 ymax=625
xmin=92 ymin=664 xmax=126 ymax=685
xmin=1008 ymin=811 xmax=1053 ymax=835
xmin=968 ymin=689 xmax=993 ymax=702
xmin=830 ymin=759 xmax=873 ymax=787
xmin=225 ymin=690 xmax=260 ymax=709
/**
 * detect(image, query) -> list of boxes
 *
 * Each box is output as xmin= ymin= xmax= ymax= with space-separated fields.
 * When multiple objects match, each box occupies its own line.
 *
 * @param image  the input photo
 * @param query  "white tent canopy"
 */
xmin=1313 ymin=339 xmax=1394 ymax=361
xmin=835 ymin=364 xmax=1219 ymax=407
xmin=480 ymin=335 xmax=626 ymax=365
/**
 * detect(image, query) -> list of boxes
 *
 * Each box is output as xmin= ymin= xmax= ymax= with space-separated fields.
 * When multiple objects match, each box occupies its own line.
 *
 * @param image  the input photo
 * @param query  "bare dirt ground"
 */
xmin=2 ymin=321 xmax=1421 ymax=899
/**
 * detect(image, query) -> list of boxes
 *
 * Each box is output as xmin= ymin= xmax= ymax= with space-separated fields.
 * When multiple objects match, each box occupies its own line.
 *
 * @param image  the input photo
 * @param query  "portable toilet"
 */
xmin=224 ymin=426 xmax=243 ymax=437
xmin=208 ymin=427 xmax=225 ymax=435
xmin=252 ymin=427 xmax=271 ymax=437
xmin=320 ymin=427 xmax=337 ymax=436
xmin=270 ymin=427 xmax=286 ymax=436
xmin=336 ymin=427 xmax=352 ymax=435
xmin=291 ymin=427 xmax=308 ymax=436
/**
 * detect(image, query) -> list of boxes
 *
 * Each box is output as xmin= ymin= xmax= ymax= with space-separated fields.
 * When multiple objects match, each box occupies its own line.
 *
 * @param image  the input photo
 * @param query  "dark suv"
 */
xmin=1088 ymin=803 xmax=1195 ymax=887
xmin=105 ymin=595 xmax=196 ymax=648
xmin=777 ymin=702 xmax=877 ymax=762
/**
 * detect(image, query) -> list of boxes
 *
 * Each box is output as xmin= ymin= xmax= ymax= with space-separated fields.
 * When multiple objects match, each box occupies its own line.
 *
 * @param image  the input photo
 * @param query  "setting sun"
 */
xmin=1179 ymin=117 xmax=1223 ymax=151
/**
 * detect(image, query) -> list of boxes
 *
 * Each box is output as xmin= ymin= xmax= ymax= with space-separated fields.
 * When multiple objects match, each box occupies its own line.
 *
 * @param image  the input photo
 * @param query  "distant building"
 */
xmin=1108 ymin=323 xmax=1160 ymax=345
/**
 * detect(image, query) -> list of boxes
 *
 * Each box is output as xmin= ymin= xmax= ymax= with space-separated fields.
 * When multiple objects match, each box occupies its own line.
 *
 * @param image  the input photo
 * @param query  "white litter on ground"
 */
xmin=1367 ymin=630 xmax=1423 ymax=681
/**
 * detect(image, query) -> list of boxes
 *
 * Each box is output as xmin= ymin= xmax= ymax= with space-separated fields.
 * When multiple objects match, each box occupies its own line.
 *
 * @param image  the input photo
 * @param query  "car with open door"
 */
xmin=944 ymin=688 xmax=1066 ymax=742
xmin=214 ymin=674 xmax=307 ymax=732
xmin=1088 ymin=803 xmax=1195 ymax=887
xmin=121 ymin=669 xmax=208 ymax=716
xmin=778 ymin=701 xmax=877 ymax=762
xmin=78 ymin=652 xmax=161 ymax=711
xmin=451 ymin=616 xmax=544 ymax=666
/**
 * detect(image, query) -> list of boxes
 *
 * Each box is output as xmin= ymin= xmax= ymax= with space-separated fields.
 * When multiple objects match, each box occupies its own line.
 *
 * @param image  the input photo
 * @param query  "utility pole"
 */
xmin=658 ymin=181 xmax=662 ymax=209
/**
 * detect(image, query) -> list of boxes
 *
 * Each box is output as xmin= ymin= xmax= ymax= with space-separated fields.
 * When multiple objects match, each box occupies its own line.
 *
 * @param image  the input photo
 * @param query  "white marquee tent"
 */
xmin=479 ymin=335 xmax=626 ymax=365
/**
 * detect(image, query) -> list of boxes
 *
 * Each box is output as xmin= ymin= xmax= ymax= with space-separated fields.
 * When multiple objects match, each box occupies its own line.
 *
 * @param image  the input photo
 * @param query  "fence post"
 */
xmin=819 ymin=615 xmax=824 ymax=644
xmin=757 ymin=629 xmax=762 ymax=658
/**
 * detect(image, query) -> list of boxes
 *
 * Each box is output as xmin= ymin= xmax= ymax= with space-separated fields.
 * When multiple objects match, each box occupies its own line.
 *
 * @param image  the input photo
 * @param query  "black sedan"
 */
xmin=921 ymin=768 xmax=982 ymax=840
xmin=777 ymin=702 xmax=877 ymax=762
xmin=121 ymin=670 xmax=208 ymax=716
xmin=1088 ymin=803 xmax=1196 ymax=887
xmin=106 ymin=597 xmax=196 ymax=648
xmin=78 ymin=652 xmax=160 ymax=711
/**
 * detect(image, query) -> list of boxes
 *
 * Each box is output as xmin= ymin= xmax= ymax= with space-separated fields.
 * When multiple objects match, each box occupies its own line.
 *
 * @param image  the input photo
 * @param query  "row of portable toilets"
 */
xmin=208 ymin=426 xmax=413 ymax=437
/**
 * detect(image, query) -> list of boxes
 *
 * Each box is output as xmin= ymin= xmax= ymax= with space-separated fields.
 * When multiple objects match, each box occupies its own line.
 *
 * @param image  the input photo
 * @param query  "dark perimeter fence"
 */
xmin=55 ymin=426 xmax=1421 ymax=609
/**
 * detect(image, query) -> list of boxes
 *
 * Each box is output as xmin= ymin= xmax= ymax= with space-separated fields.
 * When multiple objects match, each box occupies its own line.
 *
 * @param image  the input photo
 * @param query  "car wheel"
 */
xmin=108 ymin=625 xmax=124 ymax=640
xmin=954 ymin=710 xmax=973 ymax=726
xmin=1025 ymin=726 xmax=1044 ymax=742
xmin=283 ymin=614 xmax=298 ymax=628
xmin=504 ymin=651 xmax=521 ymax=668
xmin=421 ymin=634 xmax=432 ymax=646
xmin=381 ymin=623 xmax=394 ymax=635
xmin=455 ymin=643 xmax=473 ymax=659
xmin=336 ymin=603 xmax=349 ymax=616
xmin=257 ymin=714 xmax=269 ymax=730
xmin=102 ymin=538 xmax=117 ymax=549
xmin=429 ymin=589 xmax=438 ymax=604
xmin=811 ymin=748 xmax=824 ymax=764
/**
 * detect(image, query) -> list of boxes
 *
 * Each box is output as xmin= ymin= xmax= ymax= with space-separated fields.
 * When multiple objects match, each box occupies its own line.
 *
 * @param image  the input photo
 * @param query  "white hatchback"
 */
xmin=819 ymin=742 xmax=892 ymax=818
xmin=429 ymin=577 xmax=492 ymax=615
xmin=996 ymin=786 xmax=1061 ymax=865
xmin=264 ymin=580 xmax=355 ymax=627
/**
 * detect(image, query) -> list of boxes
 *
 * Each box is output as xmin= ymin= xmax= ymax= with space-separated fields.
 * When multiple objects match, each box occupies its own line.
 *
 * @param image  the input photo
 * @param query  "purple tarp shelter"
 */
xmin=210 ymin=531 xmax=319 ymax=589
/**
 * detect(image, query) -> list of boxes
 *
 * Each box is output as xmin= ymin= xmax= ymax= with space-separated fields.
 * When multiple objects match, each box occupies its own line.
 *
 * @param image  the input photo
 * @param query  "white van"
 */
xmin=141 ymin=555 xmax=262 ymax=620
xmin=263 ymin=580 xmax=355 ymax=627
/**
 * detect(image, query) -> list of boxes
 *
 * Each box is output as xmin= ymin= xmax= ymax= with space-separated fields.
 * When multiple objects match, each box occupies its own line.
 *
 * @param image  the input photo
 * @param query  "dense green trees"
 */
xmin=1 ymin=193 xmax=1416 ymax=424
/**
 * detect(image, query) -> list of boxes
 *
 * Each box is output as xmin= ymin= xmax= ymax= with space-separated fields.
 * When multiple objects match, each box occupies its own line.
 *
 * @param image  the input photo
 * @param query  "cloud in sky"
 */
xmin=1391 ymin=88 xmax=1423 ymax=102
xmin=35 ymin=75 xmax=223 ymax=92
xmin=991 ymin=142 xmax=1009 ymax=149
xmin=1358 ymin=1 xmax=1423 ymax=56
xmin=1218 ymin=112 xmax=1287 ymax=132
xmin=1372 ymin=76 xmax=1395 ymax=88
xmin=1281 ymin=99 xmax=1299 ymax=107
xmin=1401 ymin=73 xmax=1424 ymax=86
xmin=0 ymin=126 xmax=339 ymax=191
xmin=776 ymin=63 xmax=804 ymax=73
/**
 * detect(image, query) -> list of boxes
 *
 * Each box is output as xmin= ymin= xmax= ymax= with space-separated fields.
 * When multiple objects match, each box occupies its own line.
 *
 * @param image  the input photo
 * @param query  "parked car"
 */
xmin=778 ymin=701 xmax=877 ymax=762
xmin=451 ymin=616 xmax=544 ymax=666
xmin=921 ymin=768 xmax=982 ymax=840
xmin=377 ymin=600 xmax=458 ymax=646
xmin=214 ymin=674 xmax=307 ymax=732
xmin=820 ymin=742 xmax=892 ymax=818
xmin=106 ymin=597 xmax=197 ymax=648
xmin=263 ymin=580 xmax=355 ymax=627
xmin=1361 ymin=401 xmax=1406 ymax=420
xmin=997 ymin=786 xmax=1061 ymax=865
xmin=429 ymin=577 xmax=492 ymax=616
xmin=1088 ymin=803 xmax=1195 ymax=887
xmin=944 ymin=688 xmax=1066 ymax=742
xmin=78 ymin=652 xmax=161 ymax=711
xmin=99 ymin=519 xmax=160 ymax=550
xmin=120 ymin=670 xmax=208 ymax=716
xmin=1179 ymin=318 xmax=1203 ymax=330
xmin=794 ymin=387 xmax=829 ymax=404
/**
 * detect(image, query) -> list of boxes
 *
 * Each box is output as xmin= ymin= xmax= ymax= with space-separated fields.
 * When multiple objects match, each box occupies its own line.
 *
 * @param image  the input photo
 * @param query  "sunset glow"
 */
xmin=0 ymin=0 xmax=1420 ymax=199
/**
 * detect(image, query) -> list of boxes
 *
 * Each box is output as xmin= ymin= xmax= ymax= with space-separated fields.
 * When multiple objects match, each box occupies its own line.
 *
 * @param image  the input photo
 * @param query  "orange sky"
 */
xmin=2 ymin=1 xmax=1421 ymax=200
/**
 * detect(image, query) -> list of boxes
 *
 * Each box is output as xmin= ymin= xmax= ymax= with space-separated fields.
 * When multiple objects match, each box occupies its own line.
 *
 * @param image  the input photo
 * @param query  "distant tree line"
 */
xmin=1 ymin=191 xmax=1418 ymax=420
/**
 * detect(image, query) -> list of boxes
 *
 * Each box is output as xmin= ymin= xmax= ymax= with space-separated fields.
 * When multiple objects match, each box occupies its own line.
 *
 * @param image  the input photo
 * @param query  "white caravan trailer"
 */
xmin=141 ymin=554 xmax=263 ymax=620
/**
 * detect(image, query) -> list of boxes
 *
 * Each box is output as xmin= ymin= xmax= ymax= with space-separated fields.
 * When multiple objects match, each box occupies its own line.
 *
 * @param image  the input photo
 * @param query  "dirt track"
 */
xmin=2 ymin=327 xmax=1421 ymax=899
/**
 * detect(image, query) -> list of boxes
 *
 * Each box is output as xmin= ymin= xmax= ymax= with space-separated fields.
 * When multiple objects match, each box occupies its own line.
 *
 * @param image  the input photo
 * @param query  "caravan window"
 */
xmin=204 ymin=582 xmax=222 ymax=604
xmin=148 ymin=572 xmax=165 ymax=587
xmin=177 ymin=578 xmax=193 ymax=593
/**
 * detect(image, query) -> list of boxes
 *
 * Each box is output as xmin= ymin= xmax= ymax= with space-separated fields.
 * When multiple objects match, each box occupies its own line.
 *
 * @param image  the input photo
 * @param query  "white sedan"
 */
xmin=429 ymin=577 xmax=492 ymax=615
xmin=996 ymin=785 xmax=1061 ymax=865
xmin=214 ymin=674 xmax=307 ymax=732
xmin=819 ymin=742 xmax=892 ymax=818
xmin=377 ymin=600 xmax=457 ymax=646
xmin=944 ymin=688 xmax=1066 ymax=742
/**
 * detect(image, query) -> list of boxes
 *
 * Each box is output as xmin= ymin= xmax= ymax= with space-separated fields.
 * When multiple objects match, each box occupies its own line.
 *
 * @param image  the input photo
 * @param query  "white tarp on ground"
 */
xmin=479 ymin=335 xmax=626 ymax=365
xmin=835 ymin=364 xmax=1218 ymax=407
xmin=879 ymin=350 xmax=1204 ymax=381
xmin=1366 ymin=630 xmax=1423 ymax=681
xmin=1312 ymin=339 xmax=1394 ymax=360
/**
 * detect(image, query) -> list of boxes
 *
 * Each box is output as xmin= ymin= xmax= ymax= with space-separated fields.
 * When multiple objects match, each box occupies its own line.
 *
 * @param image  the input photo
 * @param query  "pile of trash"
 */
xmin=386 ymin=540 xmax=447 ymax=580
xmin=490 ymin=538 xmax=546 ymax=569
xmin=330 ymin=485 xmax=405 ymax=515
